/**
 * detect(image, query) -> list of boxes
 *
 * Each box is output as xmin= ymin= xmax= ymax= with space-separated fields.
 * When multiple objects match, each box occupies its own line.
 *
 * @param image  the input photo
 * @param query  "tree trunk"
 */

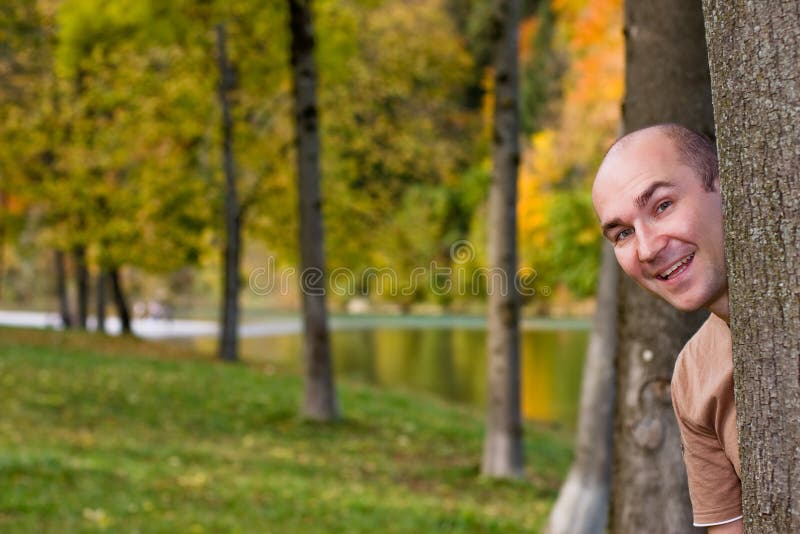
xmin=289 ymin=0 xmax=339 ymax=421
xmin=611 ymin=1 xmax=712 ymax=531
xmin=702 ymin=3 xmax=800 ymax=531
xmin=73 ymin=245 xmax=88 ymax=330
xmin=546 ymin=243 xmax=618 ymax=533
xmin=109 ymin=267 xmax=132 ymax=335
xmin=0 ymin=190 xmax=6 ymax=301
xmin=216 ymin=23 xmax=241 ymax=363
xmin=55 ymin=249 xmax=72 ymax=328
xmin=96 ymin=270 xmax=106 ymax=333
xmin=481 ymin=0 xmax=523 ymax=479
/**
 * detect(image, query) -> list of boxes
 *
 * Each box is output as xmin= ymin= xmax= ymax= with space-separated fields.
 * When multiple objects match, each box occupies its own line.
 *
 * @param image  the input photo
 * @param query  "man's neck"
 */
xmin=709 ymin=293 xmax=730 ymax=325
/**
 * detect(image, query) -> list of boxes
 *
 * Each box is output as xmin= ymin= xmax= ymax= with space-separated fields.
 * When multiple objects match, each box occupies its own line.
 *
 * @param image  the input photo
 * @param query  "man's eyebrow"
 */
xmin=634 ymin=181 xmax=675 ymax=208
xmin=601 ymin=218 xmax=624 ymax=239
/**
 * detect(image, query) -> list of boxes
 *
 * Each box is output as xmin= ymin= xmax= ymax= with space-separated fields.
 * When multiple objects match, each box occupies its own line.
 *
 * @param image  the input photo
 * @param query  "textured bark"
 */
xmin=55 ymin=250 xmax=72 ymax=328
xmin=289 ymin=0 xmax=339 ymax=421
xmin=702 ymin=2 xmax=800 ymax=531
xmin=216 ymin=23 xmax=241 ymax=363
xmin=546 ymin=243 xmax=618 ymax=534
xmin=73 ymin=245 xmax=88 ymax=330
xmin=481 ymin=0 xmax=523 ymax=479
xmin=611 ymin=1 xmax=712 ymax=531
xmin=109 ymin=268 xmax=132 ymax=335
xmin=95 ymin=270 xmax=106 ymax=334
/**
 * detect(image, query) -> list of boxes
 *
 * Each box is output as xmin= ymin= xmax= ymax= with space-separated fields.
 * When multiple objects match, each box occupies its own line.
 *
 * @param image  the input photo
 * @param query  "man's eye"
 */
xmin=656 ymin=200 xmax=672 ymax=214
xmin=616 ymin=228 xmax=633 ymax=242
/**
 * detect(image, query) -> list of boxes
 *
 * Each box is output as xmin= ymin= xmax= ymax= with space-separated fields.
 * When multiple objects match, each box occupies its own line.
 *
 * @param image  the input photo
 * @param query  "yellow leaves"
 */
xmin=518 ymin=129 xmax=560 ymax=250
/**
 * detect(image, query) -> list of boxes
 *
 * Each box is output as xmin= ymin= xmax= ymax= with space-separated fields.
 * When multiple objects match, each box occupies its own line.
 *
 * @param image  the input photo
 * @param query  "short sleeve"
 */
xmin=673 ymin=388 xmax=742 ymax=526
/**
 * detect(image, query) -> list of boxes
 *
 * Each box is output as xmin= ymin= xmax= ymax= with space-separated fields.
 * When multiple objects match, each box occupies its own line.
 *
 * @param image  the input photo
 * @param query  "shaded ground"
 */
xmin=0 ymin=328 xmax=572 ymax=532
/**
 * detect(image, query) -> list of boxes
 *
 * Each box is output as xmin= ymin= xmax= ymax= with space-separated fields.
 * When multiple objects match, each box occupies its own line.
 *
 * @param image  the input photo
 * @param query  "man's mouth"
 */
xmin=657 ymin=253 xmax=695 ymax=281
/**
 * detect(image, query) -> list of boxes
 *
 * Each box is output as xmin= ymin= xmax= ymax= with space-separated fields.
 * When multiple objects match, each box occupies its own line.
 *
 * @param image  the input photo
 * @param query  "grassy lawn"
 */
xmin=0 ymin=328 xmax=572 ymax=533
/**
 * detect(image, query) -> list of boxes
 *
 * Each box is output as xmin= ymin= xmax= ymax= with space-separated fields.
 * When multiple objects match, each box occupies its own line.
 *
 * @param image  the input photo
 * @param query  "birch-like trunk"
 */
xmin=289 ymin=0 xmax=339 ymax=421
xmin=546 ymin=243 xmax=617 ymax=533
xmin=481 ymin=0 xmax=523 ymax=479
xmin=702 ymin=2 xmax=800 ymax=531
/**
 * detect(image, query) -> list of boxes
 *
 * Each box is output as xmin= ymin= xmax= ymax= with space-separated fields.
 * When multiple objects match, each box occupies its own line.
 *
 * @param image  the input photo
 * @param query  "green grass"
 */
xmin=0 ymin=327 xmax=572 ymax=533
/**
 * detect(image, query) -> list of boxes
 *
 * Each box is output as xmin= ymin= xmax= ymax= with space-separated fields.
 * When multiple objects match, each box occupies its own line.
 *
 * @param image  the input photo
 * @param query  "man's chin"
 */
xmin=662 ymin=293 xmax=707 ymax=313
xmin=641 ymin=284 xmax=705 ymax=313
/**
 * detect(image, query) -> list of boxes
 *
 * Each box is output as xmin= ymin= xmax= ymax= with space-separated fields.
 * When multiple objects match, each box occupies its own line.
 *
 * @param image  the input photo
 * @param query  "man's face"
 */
xmin=592 ymin=131 xmax=728 ymax=316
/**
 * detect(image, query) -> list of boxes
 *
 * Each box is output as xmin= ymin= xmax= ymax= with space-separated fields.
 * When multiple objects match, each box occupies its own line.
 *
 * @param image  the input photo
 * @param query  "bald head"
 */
xmin=600 ymin=124 xmax=718 ymax=193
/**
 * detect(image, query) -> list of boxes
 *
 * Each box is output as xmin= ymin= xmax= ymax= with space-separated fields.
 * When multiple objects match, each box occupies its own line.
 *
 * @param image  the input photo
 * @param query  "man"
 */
xmin=592 ymin=124 xmax=742 ymax=533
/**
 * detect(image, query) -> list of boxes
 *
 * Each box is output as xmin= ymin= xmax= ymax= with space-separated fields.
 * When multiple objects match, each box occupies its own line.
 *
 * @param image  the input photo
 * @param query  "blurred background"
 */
xmin=0 ymin=0 xmax=621 ymax=531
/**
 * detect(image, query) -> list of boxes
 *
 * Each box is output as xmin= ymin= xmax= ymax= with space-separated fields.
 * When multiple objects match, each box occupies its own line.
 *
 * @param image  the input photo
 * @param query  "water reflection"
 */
xmin=235 ymin=326 xmax=588 ymax=430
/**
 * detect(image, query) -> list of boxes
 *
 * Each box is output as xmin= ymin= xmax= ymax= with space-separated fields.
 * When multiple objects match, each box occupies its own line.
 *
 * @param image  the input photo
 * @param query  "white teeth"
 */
xmin=660 ymin=254 xmax=694 ymax=279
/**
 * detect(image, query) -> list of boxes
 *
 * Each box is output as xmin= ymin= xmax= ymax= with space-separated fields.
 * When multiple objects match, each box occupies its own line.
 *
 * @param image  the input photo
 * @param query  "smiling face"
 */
xmin=592 ymin=128 xmax=729 ymax=318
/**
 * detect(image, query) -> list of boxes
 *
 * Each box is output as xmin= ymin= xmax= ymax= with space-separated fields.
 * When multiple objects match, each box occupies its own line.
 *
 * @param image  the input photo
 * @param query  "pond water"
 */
xmin=216 ymin=317 xmax=590 ymax=431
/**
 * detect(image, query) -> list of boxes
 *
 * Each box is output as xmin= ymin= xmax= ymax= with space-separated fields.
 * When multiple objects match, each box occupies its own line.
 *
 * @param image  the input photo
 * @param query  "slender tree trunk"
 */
xmin=481 ymin=0 xmax=523 ymax=479
xmin=216 ymin=23 xmax=241 ymax=363
xmin=55 ymin=249 xmax=72 ymax=328
xmin=289 ymin=0 xmax=339 ymax=421
xmin=0 ymin=190 xmax=6 ymax=301
xmin=546 ymin=243 xmax=618 ymax=533
xmin=109 ymin=267 xmax=132 ymax=335
xmin=73 ymin=245 xmax=88 ymax=330
xmin=96 ymin=270 xmax=106 ymax=333
xmin=702 ymin=3 xmax=800 ymax=531
xmin=611 ymin=1 xmax=713 ymax=531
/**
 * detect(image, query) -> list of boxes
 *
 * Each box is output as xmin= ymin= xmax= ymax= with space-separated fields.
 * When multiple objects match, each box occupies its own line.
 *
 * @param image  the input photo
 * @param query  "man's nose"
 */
xmin=636 ymin=225 xmax=667 ymax=263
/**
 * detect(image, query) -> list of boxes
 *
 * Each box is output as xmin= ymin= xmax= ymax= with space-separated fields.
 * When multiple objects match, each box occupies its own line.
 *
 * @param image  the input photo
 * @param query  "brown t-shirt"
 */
xmin=671 ymin=313 xmax=741 ymax=527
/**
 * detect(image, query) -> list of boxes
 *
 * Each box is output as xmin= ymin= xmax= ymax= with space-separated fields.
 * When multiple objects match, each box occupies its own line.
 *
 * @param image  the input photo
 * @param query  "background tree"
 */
xmin=546 ymin=244 xmax=617 ymax=533
xmin=702 ymin=2 xmax=800 ymax=531
xmin=216 ymin=23 xmax=241 ymax=362
xmin=611 ymin=0 xmax=712 ymax=531
xmin=289 ymin=0 xmax=339 ymax=422
xmin=481 ymin=0 xmax=523 ymax=479
xmin=544 ymin=1 xmax=624 ymax=529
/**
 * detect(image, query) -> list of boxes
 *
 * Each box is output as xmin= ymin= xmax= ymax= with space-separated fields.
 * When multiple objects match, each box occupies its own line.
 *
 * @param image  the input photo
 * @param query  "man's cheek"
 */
xmin=615 ymin=253 xmax=638 ymax=280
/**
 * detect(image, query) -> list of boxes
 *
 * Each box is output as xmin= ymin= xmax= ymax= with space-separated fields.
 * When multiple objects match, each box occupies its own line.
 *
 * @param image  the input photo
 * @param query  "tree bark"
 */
xmin=55 ymin=249 xmax=72 ymax=328
xmin=289 ymin=0 xmax=339 ymax=421
xmin=216 ymin=23 xmax=241 ymax=363
xmin=702 ymin=3 xmax=800 ymax=531
xmin=611 ymin=1 xmax=712 ymax=532
xmin=96 ymin=270 xmax=106 ymax=333
xmin=109 ymin=267 xmax=132 ymax=335
xmin=546 ymin=243 xmax=618 ymax=533
xmin=73 ymin=245 xmax=88 ymax=330
xmin=481 ymin=0 xmax=523 ymax=479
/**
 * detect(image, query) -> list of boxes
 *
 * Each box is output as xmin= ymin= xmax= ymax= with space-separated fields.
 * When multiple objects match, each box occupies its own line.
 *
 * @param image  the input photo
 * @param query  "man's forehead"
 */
xmin=593 ymin=131 xmax=677 ymax=197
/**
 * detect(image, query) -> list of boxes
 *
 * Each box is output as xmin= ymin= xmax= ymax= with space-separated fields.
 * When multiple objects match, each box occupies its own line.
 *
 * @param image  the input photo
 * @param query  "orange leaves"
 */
xmin=516 ymin=0 xmax=623 ymax=295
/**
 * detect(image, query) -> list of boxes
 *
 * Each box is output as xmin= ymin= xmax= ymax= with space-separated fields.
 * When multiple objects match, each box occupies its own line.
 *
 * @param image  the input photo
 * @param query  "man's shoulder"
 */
xmin=673 ymin=313 xmax=733 ymax=413
xmin=679 ymin=313 xmax=729 ymax=360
